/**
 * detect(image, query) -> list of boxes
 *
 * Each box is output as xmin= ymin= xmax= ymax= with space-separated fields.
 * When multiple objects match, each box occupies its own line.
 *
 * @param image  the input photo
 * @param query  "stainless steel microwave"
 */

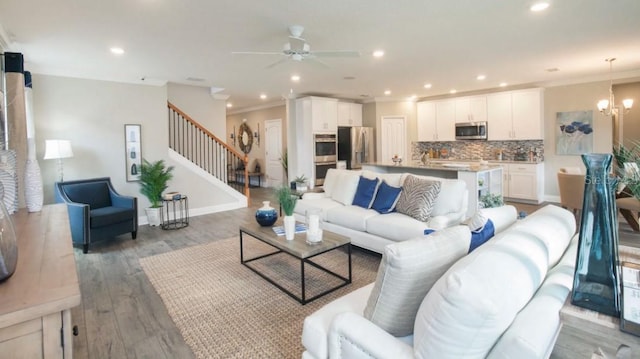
xmin=455 ymin=121 xmax=487 ymax=140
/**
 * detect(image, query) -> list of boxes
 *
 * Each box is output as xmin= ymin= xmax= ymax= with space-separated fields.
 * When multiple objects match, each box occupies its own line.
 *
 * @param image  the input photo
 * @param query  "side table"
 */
xmin=161 ymin=195 xmax=189 ymax=230
xmin=552 ymin=245 xmax=640 ymax=358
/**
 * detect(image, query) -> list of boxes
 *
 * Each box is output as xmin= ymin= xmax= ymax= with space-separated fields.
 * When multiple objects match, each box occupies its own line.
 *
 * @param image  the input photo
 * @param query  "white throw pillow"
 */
xmin=322 ymin=168 xmax=342 ymax=197
xmin=330 ymin=171 xmax=361 ymax=205
xmin=363 ymin=226 xmax=471 ymax=337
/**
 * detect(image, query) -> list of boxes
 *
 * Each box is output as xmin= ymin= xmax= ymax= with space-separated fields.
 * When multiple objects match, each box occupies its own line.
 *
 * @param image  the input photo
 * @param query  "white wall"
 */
xmin=32 ymin=74 xmax=240 ymax=216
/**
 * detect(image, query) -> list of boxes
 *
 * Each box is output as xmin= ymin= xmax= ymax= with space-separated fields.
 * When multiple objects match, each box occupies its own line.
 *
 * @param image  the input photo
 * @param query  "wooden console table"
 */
xmin=553 ymin=245 xmax=640 ymax=358
xmin=0 ymin=204 xmax=81 ymax=359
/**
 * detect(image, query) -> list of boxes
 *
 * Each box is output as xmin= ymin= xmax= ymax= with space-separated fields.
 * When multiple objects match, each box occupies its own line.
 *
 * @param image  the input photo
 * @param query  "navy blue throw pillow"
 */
xmin=352 ymin=176 xmax=380 ymax=209
xmin=468 ymin=219 xmax=495 ymax=252
xmin=423 ymin=228 xmax=436 ymax=235
xmin=371 ymin=181 xmax=402 ymax=214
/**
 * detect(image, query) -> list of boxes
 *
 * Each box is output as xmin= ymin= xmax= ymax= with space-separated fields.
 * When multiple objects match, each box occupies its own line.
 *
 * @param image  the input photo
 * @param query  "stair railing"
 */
xmin=167 ymin=102 xmax=249 ymax=201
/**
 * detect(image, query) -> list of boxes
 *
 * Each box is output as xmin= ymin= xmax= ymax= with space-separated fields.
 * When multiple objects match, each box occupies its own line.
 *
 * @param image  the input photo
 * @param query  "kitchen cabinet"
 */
xmin=455 ymin=95 xmax=487 ymax=123
xmin=498 ymin=162 xmax=544 ymax=203
xmin=337 ymin=102 xmax=362 ymax=127
xmin=417 ymin=100 xmax=455 ymax=142
xmin=487 ymin=88 xmax=544 ymax=140
xmin=299 ymin=96 xmax=338 ymax=133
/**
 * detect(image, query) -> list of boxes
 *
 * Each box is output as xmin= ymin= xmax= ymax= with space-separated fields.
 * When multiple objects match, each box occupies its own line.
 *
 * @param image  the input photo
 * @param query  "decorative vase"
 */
xmin=571 ymin=153 xmax=620 ymax=317
xmin=0 ymin=200 xmax=18 ymax=282
xmin=283 ymin=215 xmax=296 ymax=241
xmin=255 ymin=201 xmax=277 ymax=226
xmin=305 ymin=209 xmax=323 ymax=244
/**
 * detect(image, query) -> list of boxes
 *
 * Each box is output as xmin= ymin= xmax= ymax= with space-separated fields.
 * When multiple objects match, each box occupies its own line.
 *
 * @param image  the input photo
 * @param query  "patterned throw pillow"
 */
xmin=395 ymin=175 xmax=441 ymax=221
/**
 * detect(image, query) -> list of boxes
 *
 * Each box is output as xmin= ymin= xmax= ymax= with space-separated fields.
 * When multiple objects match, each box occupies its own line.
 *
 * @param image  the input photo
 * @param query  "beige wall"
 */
xmin=615 ymin=82 xmax=640 ymax=148
xmin=167 ymin=83 xmax=227 ymax=137
xmin=226 ymin=104 xmax=287 ymax=183
xmin=32 ymin=74 xmax=237 ymax=213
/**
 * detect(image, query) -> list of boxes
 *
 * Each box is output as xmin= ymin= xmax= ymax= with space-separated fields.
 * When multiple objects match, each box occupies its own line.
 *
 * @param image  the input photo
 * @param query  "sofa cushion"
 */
xmin=294 ymin=198 xmax=343 ymax=221
xmin=413 ymin=229 xmax=551 ymax=359
xmin=401 ymin=174 xmax=466 ymax=217
xmin=64 ymin=182 xmax=111 ymax=209
xmin=366 ymin=213 xmax=430 ymax=242
xmin=371 ymin=181 xmax=402 ymax=214
xmin=362 ymin=170 xmax=404 ymax=187
xmin=331 ymin=171 xmax=361 ymax=205
xmin=364 ymin=226 xmax=471 ymax=337
xmin=90 ymin=206 xmax=135 ymax=228
xmin=322 ymin=169 xmax=342 ymax=197
xmin=494 ymin=204 xmax=576 ymax=268
xmin=352 ymin=176 xmax=380 ymax=209
xmin=395 ymin=175 xmax=441 ymax=222
xmin=326 ymin=205 xmax=378 ymax=232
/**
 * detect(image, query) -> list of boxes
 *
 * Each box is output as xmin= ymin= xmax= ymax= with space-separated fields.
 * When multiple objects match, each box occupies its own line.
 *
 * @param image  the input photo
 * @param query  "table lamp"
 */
xmin=44 ymin=139 xmax=74 ymax=181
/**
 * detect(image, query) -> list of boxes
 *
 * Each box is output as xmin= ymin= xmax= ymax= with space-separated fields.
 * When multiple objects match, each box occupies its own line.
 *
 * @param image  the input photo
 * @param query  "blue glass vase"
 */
xmin=255 ymin=201 xmax=277 ymax=226
xmin=571 ymin=153 xmax=620 ymax=317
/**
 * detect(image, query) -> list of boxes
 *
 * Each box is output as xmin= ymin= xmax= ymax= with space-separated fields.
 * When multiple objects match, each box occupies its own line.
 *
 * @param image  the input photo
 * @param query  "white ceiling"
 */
xmin=1 ymin=0 xmax=640 ymax=111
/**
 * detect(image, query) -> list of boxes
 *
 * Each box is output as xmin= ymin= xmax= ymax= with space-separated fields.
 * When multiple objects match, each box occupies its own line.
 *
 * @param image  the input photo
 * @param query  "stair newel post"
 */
xmin=243 ymin=155 xmax=250 ymax=203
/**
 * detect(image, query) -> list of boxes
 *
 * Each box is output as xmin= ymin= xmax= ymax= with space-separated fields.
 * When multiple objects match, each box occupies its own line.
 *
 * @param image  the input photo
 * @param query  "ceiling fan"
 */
xmin=232 ymin=25 xmax=360 ymax=68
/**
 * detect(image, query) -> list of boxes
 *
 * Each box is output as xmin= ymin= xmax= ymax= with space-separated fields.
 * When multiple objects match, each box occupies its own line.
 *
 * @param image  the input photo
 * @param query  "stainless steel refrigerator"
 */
xmin=337 ymin=126 xmax=375 ymax=169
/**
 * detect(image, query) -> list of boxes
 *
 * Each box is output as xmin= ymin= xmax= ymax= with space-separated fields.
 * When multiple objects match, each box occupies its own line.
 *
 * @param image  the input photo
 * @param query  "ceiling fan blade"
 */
xmin=303 ymin=57 xmax=330 ymax=68
xmin=232 ymin=51 xmax=284 ymax=56
xmin=265 ymin=57 xmax=290 ymax=69
xmin=312 ymin=51 xmax=361 ymax=58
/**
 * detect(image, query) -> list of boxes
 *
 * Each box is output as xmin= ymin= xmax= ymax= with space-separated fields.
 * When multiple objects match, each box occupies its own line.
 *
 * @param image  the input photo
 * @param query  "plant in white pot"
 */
xmin=276 ymin=186 xmax=297 ymax=240
xmin=139 ymin=159 xmax=174 ymax=226
xmin=294 ymin=174 xmax=308 ymax=191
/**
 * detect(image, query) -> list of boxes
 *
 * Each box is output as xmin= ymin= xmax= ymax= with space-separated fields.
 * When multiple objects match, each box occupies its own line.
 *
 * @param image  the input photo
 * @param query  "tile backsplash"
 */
xmin=411 ymin=140 xmax=544 ymax=162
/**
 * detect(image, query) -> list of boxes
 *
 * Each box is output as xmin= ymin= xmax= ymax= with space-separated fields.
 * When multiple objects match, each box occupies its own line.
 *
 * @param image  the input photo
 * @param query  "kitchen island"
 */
xmin=363 ymin=161 xmax=503 ymax=217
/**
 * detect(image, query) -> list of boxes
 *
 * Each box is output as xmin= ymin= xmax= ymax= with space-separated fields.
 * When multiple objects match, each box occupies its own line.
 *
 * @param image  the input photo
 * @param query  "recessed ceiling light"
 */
xmin=423 ymin=83 xmax=432 ymax=89
xmin=291 ymin=75 xmax=300 ymax=82
xmin=499 ymin=82 xmax=508 ymax=87
xmin=110 ymin=47 xmax=125 ymax=55
xmin=546 ymin=67 xmax=559 ymax=72
xmin=476 ymin=74 xmax=486 ymax=80
xmin=530 ymin=2 xmax=549 ymax=12
xmin=343 ymin=76 xmax=356 ymax=80
xmin=226 ymin=103 xmax=233 ymax=108
xmin=384 ymin=90 xmax=391 ymax=96
xmin=260 ymin=94 xmax=267 ymax=100
xmin=373 ymin=50 xmax=385 ymax=58
xmin=450 ymin=89 xmax=457 ymax=94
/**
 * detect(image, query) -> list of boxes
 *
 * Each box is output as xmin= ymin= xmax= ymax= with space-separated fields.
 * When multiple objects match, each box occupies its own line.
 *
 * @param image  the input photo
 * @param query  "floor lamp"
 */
xmin=43 ymin=140 xmax=74 ymax=182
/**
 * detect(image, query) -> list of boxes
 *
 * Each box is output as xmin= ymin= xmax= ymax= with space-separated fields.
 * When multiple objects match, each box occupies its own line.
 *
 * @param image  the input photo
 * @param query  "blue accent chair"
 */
xmin=55 ymin=177 xmax=138 ymax=253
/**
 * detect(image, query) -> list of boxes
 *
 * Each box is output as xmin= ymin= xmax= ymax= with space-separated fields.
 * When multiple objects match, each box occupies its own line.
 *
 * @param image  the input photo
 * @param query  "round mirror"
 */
xmin=238 ymin=123 xmax=253 ymax=154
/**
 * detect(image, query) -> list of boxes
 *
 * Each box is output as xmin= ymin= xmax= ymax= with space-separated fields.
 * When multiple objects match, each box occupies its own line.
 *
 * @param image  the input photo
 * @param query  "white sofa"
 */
xmin=302 ymin=204 xmax=577 ymax=359
xmin=294 ymin=169 xmax=469 ymax=254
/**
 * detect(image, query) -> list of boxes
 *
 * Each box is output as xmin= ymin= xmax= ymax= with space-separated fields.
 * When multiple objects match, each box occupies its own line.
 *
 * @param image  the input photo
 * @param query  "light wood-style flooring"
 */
xmin=70 ymin=189 xmax=639 ymax=358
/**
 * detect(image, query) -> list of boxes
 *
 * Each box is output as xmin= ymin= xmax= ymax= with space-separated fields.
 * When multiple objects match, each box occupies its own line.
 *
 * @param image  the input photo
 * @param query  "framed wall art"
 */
xmin=556 ymin=110 xmax=593 ymax=155
xmin=125 ymin=124 xmax=142 ymax=181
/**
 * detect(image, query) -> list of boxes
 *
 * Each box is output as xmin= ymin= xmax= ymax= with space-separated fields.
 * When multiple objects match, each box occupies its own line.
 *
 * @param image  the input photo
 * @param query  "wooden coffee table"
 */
xmin=239 ymin=221 xmax=352 ymax=304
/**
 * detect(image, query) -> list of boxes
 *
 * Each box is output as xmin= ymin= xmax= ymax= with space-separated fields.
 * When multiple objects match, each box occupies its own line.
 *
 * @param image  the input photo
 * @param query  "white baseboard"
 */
xmin=137 ymin=201 xmax=246 ymax=226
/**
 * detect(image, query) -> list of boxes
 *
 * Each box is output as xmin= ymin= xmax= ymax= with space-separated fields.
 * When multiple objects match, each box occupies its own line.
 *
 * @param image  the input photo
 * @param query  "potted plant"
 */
xmin=276 ymin=186 xmax=297 ymax=240
xmin=479 ymin=193 xmax=504 ymax=209
xmin=294 ymin=174 xmax=308 ymax=191
xmin=139 ymin=159 xmax=175 ymax=226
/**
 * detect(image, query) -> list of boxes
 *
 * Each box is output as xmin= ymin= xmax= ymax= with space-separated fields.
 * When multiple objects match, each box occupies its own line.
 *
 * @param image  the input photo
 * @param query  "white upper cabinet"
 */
xmin=487 ymin=88 xmax=544 ymax=140
xmin=417 ymin=100 xmax=455 ymax=142
xmin=455 ymin=96 xmax=487 ymax=123
xmin=309 ymin=97 xmax=338 ymax=133
xmin=337 ymin=102 xmax=363 ymax=127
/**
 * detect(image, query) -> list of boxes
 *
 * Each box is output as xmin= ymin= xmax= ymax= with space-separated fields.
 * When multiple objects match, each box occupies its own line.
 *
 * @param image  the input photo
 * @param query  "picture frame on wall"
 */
xmin=125 ymin=124 xmax=142 ymax=181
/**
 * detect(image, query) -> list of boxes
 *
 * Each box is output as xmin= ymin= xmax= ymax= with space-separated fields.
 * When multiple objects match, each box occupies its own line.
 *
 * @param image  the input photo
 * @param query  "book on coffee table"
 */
xmin=272 ymin=224 xmax=307 ymax=236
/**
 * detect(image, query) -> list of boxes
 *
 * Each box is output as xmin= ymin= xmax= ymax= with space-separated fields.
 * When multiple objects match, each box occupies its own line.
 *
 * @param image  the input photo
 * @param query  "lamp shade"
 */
xmin=43 ymin=140 xmax=74 ymax=160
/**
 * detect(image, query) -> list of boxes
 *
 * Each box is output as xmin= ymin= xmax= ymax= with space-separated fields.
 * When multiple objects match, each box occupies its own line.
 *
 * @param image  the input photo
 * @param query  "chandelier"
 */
xmin=597 ymin=58 xmax=633 ymax=116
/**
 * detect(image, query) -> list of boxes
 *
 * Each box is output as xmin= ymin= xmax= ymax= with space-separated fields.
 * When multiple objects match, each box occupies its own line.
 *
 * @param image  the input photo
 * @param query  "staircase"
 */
xmin=167 ymin=102 xmax=250 ymax=202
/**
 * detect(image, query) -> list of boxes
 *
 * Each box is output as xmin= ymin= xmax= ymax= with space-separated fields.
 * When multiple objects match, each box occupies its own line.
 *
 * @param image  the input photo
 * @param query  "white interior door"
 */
xmin=265 ymin=119 xmax=283 ymax=187
xmin=380 ymin=116 xmax=407 ymax=164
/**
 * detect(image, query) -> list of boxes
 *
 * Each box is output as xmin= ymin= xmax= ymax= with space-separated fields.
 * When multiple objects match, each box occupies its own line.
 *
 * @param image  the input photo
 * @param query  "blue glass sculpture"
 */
xmin=571 ymin=153 xmax=620 ymax=317
xmin=255 ymin=201 xmax=278 ymax=226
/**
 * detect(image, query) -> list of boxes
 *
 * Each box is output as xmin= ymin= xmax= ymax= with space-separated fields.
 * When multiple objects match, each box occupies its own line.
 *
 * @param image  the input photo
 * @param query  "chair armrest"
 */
xmin=64 ymin=202 xmax=90 ymax=245
xmin=111 ymin=193 xmax=136 ymax=208
xmin=328 ymin=312 xmax=413 ymax=359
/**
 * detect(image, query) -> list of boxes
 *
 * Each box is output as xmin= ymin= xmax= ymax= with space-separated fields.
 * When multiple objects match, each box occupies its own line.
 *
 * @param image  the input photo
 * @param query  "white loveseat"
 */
xmin=294 ymin=169 xmax=469 ymax=254
xmin=302 ymin=204 xmax=578 ymax=359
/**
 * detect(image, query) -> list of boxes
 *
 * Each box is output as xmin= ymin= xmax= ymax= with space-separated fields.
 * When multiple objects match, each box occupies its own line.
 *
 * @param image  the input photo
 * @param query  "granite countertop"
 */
xmin=364 ymin=162 xmax=503 ymax=173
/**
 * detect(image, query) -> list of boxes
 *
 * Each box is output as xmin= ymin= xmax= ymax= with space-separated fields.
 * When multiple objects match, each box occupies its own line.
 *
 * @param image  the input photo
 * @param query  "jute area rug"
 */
xmin=140 ymin=236 xmax=381 ymax=358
